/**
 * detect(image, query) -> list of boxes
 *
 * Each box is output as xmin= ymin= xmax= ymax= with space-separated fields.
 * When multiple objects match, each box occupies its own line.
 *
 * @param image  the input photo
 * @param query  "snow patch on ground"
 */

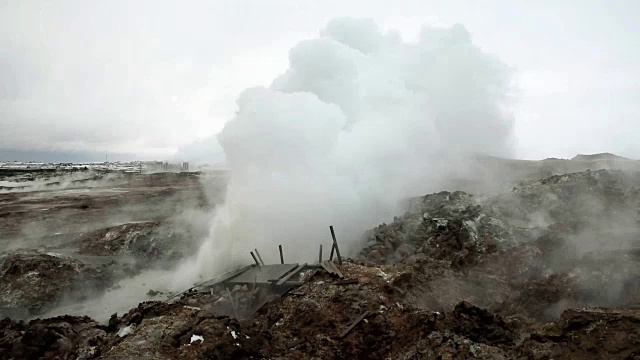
xmin=117 ymin=325 xmax=134 ymax=337
xmin=190 ymin=334 xmax=204 ymax=344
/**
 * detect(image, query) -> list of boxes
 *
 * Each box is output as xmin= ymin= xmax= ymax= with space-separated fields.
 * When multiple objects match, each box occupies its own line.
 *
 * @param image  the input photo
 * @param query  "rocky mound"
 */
xmin=360 ymin=170 xmax=640 ymax=267
xmin=359 ymin=190 xmax=514 ymax=267
xmin=0 ymin=251 xmax=111 ymax=318
xmin=519 ymin=308 xmax=640 ymax=359
xmin=0 ymin=316 xmax=107 ymax=360
xmin=0 ymin=262 xmax=520 ymax=359
xmin=358 ymin=169 xmax=640 ymax=322
xmin=2 ymin=260 xmax=640 ymax=359
xmin=78 ymin=222 xmax=163 ymax=257
xmin=77 ymin=221 xmax=193 ymax=264
xmin=492 ymin=169 xmax=640 ymax=226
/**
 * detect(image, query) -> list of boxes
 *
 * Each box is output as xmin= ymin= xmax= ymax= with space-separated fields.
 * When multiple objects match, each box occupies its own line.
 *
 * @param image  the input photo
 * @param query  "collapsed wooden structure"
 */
xmin=166 ymin=225 xmax=347 ymax=319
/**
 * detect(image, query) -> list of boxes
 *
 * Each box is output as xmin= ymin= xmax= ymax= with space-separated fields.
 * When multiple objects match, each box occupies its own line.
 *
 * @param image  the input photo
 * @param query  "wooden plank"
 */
xmin=287 ymin=338 xmax=306 ymax=349
xmin=282 ymin=281 xmax=305 ymax=286
xmin=339 ymin=311 xmax=369 ymax=339
xmin=254 ymin=248 xmax=265 ymax=265
xmin=229 ymin=264 xmax=298 ymax=284
xmin=330 ymin=225 xmax=343 ymax=265
xmin=301 ymin=268 xmax=319 ymax=283
xmin=319 ymin=261 xmax=335 ymax=275
xmin=328 ymin=261 xmax=345 ymax=279
xmin=250 ymin=251 xmax=260 ymax=266
xmin=276 ymin=263 xmax=306 ymax=286
xmin=206 ymin=264 xmax=254 ymax=286
xmin=166 ymin=264 xmax=254 ymax=301
xmin=201 ymin=265 xmax=255 ymax=287
xmin=279 ymin=268 xmax=319 ymax=287
xmin=336 ymin=279 xmax=358 ymax=285
xmin=274 ymin=263 xmax=300 ymax=281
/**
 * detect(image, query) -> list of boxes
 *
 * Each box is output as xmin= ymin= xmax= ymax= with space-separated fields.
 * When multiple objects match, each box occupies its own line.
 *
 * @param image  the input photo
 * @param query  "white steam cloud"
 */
xmin=186 ymin=18 xmax=515 ymax=276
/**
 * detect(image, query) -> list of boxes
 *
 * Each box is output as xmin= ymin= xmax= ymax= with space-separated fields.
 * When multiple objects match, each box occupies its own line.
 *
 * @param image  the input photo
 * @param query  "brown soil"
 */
xmin=3 ymin=261 xmax=640 ymax=359
xmin=0 ymin=251 xmax=111 ymax=318
xmin=2 ymin=169 xmax=640 ymax=359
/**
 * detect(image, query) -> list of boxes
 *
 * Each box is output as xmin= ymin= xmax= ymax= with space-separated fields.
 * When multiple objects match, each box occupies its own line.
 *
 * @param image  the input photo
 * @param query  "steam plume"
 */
xmin=190 ymin=17 xmax=515 ymax=274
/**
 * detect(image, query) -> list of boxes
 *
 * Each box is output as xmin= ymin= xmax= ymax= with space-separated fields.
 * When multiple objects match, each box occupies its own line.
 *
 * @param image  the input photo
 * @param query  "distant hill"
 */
xmin=431 ymin=152 xmax=640 ymax=196
xmin=571 ymin=153 xmax=633 ymax=161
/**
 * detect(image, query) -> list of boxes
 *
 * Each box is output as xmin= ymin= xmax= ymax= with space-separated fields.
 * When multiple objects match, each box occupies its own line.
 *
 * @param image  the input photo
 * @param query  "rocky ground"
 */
xmin=2 ymin=260 xmax=640 ymax=359
xmin=0 ymin=169 xmax=228 ymax=319
xmin=2 ymin=159 xmax=640 ymax=359
xmin=0 ymin=251 xmax=112 ymax=319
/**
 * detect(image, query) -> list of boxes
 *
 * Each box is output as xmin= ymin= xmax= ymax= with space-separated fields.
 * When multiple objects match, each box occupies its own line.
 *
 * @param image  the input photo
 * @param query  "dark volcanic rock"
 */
xmin=520 ymin=308 xmax=640 ymax=359
xmin=0 ymin=251 xmax=111 ymax=318
xmin=77 ymin=221 xmax=196 ymax=265
xmin=360 ymin=170 xmax=640 ymax=268
xmin=359 ymin=169 xmax=640 ymax=325
xmin=78 ymin=222 xmax=163 ymax=257
xmin=359 ymin=191 xmax=513 ymax=265
xmin=447 ymin=301 xmax=516 ymax=345
xmin=0 ymin=315 xmax=107 ymax=360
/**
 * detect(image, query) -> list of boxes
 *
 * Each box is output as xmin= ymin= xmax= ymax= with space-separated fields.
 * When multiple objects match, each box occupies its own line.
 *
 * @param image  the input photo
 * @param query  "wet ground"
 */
xmin=0 ymin=169 xmax=228 ymax=319
xmin=0 ymin=171 xmax=222 ymax=251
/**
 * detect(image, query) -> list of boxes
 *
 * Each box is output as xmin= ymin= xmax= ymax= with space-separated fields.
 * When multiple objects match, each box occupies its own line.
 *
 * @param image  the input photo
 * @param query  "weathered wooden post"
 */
xmin=254 ymin=248 xmax=265 ymax=265
xmin=250 ymin=251 xmax=260 ymax=266
xmin=330 ymin=225 xmax=342 ymax=265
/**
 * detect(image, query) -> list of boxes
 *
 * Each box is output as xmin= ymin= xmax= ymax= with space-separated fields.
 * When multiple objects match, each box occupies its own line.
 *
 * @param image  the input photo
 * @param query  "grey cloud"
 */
xmin=0 ymin=0 xmax=639 ymax=161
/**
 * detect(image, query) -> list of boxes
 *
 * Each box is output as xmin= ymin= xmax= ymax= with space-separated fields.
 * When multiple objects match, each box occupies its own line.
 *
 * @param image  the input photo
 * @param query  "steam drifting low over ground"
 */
xmin=200 ymin=18 xmax=515 ymax=271
xmin=0 ymin=168 xmax=228 ymax=319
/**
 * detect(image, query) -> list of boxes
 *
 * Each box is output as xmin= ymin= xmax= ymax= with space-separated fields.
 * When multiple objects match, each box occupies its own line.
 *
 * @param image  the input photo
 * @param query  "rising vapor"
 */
xmin=187 ymin=17 xmax=515 ymax=277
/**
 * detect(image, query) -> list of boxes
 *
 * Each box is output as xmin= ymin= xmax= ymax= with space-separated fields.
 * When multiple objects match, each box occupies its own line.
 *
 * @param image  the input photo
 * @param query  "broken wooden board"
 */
xmin=327 ymin=261 xmax=345 ymax=279
xmin=276 ymin=263 xmax=307 ymax=286
xmin=287 ymin=338 xmax=306 ymax=349
xmin=339 ymin=310 xmax=370 ymax=339
xmin=226 ymin=263 xmax=299 ymax=285
xmin=319 ymin=261 xmax=335 ymax=275
xmin=167 ymin=264 xmax=256 ymax=301
xmin=336 ymin=279 xmax=358 ymax=285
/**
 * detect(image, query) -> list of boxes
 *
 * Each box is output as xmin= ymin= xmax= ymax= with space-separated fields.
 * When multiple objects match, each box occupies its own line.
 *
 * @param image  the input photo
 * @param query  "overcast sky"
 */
xmin=1 ymin=0 xmax=638 ymax=161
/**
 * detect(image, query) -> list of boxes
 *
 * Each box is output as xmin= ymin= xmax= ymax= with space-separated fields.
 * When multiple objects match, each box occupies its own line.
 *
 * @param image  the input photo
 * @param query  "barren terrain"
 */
xmin=0 ymin=166 xmax=228 ymax=319
xmin=3 ymin=155 xmax=640 ymax=359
